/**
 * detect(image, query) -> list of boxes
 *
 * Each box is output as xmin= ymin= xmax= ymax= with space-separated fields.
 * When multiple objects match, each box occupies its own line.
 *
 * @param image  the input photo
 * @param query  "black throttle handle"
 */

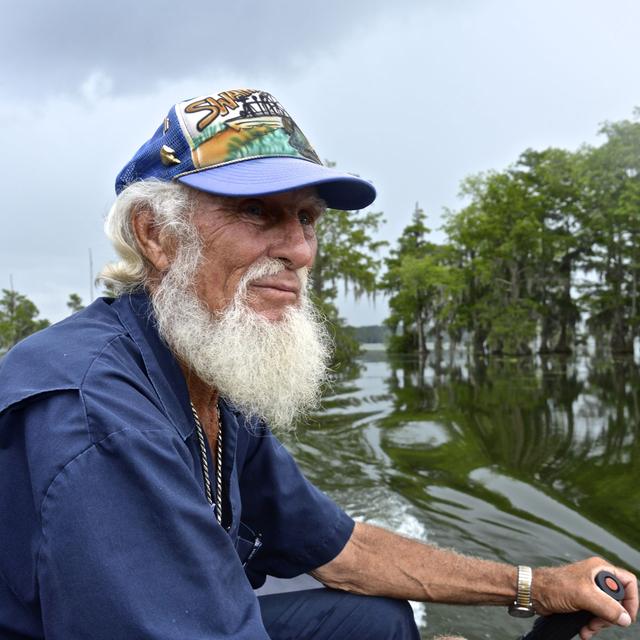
xmin=519 ymin=570 xmax=625 ymax=640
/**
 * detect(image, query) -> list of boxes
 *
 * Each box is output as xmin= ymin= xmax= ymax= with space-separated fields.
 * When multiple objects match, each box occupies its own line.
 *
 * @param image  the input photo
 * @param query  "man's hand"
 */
xmin=533 ymin=557 xmax=638 ymax=639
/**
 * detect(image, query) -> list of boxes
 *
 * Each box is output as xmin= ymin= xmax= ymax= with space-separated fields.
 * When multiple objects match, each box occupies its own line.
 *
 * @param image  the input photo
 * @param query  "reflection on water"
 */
xmin=283 ymin=349 xmax=640 ymax=639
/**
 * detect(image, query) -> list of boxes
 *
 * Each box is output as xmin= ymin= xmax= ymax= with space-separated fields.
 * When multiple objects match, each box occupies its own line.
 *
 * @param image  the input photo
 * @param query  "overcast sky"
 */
xmin=1 ymin=0 xmax=639 ymax=325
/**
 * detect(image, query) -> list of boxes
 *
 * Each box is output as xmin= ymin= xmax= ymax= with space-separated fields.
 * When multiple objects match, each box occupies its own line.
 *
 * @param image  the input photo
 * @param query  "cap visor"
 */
xmin=176 ymin=157 xmax=376 ymax=210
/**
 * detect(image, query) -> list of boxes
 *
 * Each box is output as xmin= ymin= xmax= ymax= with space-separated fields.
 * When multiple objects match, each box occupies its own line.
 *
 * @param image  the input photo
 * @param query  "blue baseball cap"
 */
xmin=116 ymin=89 xmax=376 ymax=211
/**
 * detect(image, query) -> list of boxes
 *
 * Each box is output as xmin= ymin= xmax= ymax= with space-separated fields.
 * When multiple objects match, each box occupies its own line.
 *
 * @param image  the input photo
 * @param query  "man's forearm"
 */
xmin=312 ymin=521 xmax=516 ymax=604
xmin=312 ymin=520 xmax=638 ymax=631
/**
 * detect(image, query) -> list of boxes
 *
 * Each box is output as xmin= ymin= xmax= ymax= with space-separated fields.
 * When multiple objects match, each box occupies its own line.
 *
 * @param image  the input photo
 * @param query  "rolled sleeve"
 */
xmin=238 ymin=430 xmax=355 ymax=586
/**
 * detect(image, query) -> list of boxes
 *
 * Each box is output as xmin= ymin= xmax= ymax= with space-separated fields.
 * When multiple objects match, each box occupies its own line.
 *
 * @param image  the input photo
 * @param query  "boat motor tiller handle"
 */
xmin=519 ymin=570 xmax=625 ymax=640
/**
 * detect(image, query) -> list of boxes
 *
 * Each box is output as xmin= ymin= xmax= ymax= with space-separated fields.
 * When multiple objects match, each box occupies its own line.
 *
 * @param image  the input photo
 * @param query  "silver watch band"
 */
xmin=508 ymin=565 xmax=535 ymax=618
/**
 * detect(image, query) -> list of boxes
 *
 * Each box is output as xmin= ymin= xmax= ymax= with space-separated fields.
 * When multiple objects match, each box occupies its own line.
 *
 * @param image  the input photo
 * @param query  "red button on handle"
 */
xmin=595 ymin=570 xmax=625 ymax=601
xmin=605 ymin=577 xmax=618 ymax=591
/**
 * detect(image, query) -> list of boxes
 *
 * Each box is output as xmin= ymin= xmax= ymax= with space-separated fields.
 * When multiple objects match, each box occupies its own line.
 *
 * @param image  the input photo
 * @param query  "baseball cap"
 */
xmin=115 ymin=89 xmax=376 ymax=211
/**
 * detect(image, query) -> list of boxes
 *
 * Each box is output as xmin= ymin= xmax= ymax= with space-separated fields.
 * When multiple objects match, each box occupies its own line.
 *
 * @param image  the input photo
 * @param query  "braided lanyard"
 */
xmin=190 ymin=401 xmax=223 ymax=525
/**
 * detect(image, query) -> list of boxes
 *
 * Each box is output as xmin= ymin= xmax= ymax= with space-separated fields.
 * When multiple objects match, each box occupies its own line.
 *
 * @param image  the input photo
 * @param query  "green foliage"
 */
xmin=312 ymin=172 xmax=387 ymax=371
xmin=445 ymin=165 xmax=551 ymax=354
xmin=386 ymin=111 xmax=640 ymax=357
xmin=578 ymin=117 xmax=640 ymax=352
xmin=67 ymin=293 xmax=85 ymax=314
xmin=312 ymin=296 xmax=362 ymax=379
xmin=383 ymin=205 xmax=463 ymax=354
xmin=311 ymin=208 xmax=386 ymax=303
xmin=0 ymin=289 xmax=50 ymax=353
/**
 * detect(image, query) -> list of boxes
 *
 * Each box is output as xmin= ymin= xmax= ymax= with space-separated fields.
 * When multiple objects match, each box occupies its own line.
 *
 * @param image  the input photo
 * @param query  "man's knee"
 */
xmin=364 ymin=596 xmax=420 ymax=639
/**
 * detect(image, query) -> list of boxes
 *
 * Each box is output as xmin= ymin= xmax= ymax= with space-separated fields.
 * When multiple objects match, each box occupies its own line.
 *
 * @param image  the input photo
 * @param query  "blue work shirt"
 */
xmin=0 ymin=293 xmax=354 ymax=639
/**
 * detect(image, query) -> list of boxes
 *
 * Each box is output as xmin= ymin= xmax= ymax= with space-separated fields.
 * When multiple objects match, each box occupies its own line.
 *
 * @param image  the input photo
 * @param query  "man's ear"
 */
xmin=131 ymin=209 xmax=172 ymax=273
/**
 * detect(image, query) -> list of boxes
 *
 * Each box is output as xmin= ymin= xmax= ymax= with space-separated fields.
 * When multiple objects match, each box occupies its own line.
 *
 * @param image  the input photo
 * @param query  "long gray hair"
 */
xmin=98 ymin=180 xmax=197 ymax=296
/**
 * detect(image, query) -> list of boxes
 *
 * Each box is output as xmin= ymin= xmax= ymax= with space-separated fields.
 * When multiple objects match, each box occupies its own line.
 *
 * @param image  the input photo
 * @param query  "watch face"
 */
xmin=508 ymin=604 xmax=535 ymax=618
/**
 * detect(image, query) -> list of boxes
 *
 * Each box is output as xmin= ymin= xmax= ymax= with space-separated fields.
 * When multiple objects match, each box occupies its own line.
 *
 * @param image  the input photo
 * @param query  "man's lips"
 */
xmin=249 ymin=277 xmax=300 ymax=297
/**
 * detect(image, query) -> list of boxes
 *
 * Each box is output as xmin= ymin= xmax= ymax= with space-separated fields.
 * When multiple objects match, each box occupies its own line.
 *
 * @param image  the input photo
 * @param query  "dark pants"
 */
xmin=258 ymin=588 xmax=421 ymax=640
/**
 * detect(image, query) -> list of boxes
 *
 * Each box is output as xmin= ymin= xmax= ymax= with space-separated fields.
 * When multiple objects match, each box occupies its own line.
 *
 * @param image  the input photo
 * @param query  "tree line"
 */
xmin=0 ymin=291 xmax=83 ymax=353
xmin=2 ymin=111 xmax=639 ymax=361
xmin=383 ymin=112 xmax=640 ymax=356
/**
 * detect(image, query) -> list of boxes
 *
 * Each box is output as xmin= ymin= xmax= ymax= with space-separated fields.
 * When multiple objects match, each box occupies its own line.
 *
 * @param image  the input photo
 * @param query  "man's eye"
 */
xmin=298 ymin=211 xmax=314 ymax=226
xmin=243 ymin=201 xmax=266 ymax=217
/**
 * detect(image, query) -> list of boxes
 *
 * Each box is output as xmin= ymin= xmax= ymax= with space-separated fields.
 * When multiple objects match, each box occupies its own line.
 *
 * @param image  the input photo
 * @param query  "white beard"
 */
xmin=151 ymin=253 xmax=332 ymax=431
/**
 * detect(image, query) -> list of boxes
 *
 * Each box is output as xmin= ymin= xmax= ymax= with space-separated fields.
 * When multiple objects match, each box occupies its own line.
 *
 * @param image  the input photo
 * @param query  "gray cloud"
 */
xmin=0 ymin=0 xmax=428 ymax=96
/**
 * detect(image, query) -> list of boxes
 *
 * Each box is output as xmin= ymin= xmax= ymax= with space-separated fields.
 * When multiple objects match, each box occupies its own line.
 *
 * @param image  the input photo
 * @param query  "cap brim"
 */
xmin=176 ymin=157 xmax=376 ymax=211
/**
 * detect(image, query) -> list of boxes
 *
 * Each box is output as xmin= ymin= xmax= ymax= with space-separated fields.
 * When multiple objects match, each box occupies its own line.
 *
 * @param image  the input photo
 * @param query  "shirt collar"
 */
xmin=113 ymin=291 xmax=195 ymax=440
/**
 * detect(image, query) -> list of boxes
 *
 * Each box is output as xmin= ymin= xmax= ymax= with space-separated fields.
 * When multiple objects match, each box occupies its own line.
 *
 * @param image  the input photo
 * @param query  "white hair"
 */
xmin=152 ymin=253 xmax=332 ymax=431
xmin=98 ymin=180 xmax=198 ymax=296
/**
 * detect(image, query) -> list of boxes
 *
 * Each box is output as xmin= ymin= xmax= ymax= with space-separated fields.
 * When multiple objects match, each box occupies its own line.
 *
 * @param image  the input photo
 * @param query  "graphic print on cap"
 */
xmin=175 ymin=90 xmax=322 ymax=172
xmin=115 ymin=87 xmax=377 ymax=210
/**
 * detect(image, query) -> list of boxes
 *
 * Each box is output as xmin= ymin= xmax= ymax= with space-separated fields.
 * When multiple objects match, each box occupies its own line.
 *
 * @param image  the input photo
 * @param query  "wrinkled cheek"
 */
xmin=192 ymin=269 xmax=231 ymax=316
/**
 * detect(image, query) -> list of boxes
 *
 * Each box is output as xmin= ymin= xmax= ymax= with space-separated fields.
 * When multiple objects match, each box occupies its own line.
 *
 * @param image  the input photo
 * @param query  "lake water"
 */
xmin=281 ymin=347 xmax=640 ymax=639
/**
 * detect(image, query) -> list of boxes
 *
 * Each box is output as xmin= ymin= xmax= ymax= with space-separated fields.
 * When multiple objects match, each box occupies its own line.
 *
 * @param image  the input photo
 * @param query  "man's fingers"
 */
xmin=575 ymin=566 xmax=637 ymax=638
xmin=587 ymin=589 xmax=631 ymax=626
xmin=616 ymin=567 xmax=639 ymax=622
xmin=579 ymin=617 xmax=610 ymax=640
xmin=591 ymin=567 xmax=636 ymax=626
xmin=571 ymin=562 xmax=635 ymax=626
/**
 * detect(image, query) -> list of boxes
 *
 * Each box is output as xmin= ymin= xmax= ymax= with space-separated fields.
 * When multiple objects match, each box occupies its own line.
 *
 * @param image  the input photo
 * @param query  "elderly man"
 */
xmin=0 ymin=88 xmax=637 ymax=640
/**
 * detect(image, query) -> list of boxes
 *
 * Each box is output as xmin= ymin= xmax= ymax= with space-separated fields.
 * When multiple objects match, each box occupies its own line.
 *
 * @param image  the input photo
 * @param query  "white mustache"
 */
xmin=237 ymin=258 xmax=309 ymax=298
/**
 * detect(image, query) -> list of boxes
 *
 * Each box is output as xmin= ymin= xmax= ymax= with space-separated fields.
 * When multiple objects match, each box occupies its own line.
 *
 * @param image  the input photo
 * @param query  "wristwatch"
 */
xmin=508 ymin=565 xmax=536 ymax=618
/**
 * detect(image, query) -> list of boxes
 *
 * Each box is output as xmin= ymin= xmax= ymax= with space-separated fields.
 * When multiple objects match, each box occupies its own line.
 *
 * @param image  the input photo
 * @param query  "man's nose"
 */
xmin=268 ymin=215 xmax=315 ymax=268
